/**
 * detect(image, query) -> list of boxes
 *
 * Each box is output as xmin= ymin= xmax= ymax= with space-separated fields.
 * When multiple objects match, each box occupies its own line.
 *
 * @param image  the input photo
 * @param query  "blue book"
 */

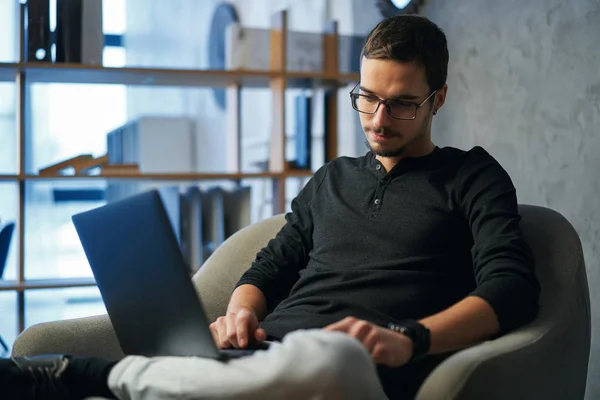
xmin=294 ymin=94 xmax=312 ymax=170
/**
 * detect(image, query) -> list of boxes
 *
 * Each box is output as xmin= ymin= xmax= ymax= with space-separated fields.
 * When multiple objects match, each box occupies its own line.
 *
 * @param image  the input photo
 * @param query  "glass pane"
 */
xmin=0 ymin=182 xmax=19 ymax=281
xmin=240 ymin=88 xmax=271 ymax=173
xmin=240 ymin=178 xmax=274 ymax=224
xmin=103 ymin=0 xmax=127 ymax=35
xmin=240 ymin=86 xmax=328 ymax=175
xmin=0 ymin=82 xmax=17 ymax=175
xmin=24 ymin=178 xmax=273 ymax=279
xmin=103 ymin=46 xmax=126 ymax=68
xmin=0 ymin=1 xmax=18 ymax=63
xmin=28 ymin=83 xmax=233 ymax=175
xmin=0 ymin=291 xmax=17 ymax=356
xmin=28 ymin=83 xmax=127 ymax=174
xmin=25 ymin=287 xmax=107 ymax=329
xmin=25 ymin=179 xmax=105 ymax=280
xmin=284 ymin=87 xmax=327 ymax=172
xmin=123 ymin=0 xmax=222 ymax=70
xmin=120 ymin=0 xmax=330 ymax=71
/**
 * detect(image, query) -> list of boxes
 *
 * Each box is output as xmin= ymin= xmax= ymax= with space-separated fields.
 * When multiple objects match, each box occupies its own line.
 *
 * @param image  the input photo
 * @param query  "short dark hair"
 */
xmin=362 ymin=15 xmax=449 ymax=92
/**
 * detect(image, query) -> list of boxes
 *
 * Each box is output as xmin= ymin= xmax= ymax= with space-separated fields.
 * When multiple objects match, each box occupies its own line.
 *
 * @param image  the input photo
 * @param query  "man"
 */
xmin=1 ymin=14 xmax=539 ymax=400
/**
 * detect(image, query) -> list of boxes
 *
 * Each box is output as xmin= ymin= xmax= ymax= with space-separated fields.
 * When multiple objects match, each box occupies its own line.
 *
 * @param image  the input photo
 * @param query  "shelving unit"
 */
xmin=0 ymin=171 xmax=315 ymax=181
xmin=1 ymin=6 xmax=359 ymax=332
xmin=0 ymin=62 xmax=358 ymax=87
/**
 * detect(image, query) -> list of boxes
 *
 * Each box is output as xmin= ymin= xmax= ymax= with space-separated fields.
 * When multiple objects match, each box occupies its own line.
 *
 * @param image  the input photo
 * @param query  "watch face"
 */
xmin=388 ymin=320 xmax=430 ymax=360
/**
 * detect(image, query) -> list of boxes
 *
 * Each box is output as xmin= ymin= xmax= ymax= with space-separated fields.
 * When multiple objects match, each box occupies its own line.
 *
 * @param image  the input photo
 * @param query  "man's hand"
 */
xmin=325 ymin=317 xmax=413 ymax=367
xmin=209 ymin=308 xmax=267 ymax=349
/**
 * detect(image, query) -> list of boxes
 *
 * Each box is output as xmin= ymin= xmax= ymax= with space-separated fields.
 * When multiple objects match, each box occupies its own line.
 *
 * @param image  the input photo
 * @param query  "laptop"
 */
xmin=71 ymin=188 xmax=265 ymax=361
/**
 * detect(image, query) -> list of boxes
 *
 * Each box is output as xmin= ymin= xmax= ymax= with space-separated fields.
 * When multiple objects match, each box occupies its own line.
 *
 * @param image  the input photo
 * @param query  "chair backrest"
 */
xmin=518 ymin=205 xmax=590 ymax=334
xmin=0 ymin=222 xmax=16 ymax=279
xmin=511 ymin=204 xmax=591 ymax=395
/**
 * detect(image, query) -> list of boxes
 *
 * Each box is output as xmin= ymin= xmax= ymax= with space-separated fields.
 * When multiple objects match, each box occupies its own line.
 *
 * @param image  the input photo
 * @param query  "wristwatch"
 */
xmin=387 ymin=319 xmax=431 ymax=362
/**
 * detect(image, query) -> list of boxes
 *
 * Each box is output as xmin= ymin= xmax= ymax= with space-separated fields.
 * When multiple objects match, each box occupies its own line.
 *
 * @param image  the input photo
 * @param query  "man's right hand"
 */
xmin=209 ymin=308 xmax=267 ymax=349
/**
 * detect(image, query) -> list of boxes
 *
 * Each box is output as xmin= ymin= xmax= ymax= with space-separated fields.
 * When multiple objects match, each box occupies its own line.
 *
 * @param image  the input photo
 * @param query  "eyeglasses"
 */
xmin=349 ymin=83 xmax=437 ymax=120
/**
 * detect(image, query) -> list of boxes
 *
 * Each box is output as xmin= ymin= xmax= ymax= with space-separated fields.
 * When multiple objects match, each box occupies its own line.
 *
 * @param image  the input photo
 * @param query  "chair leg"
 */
xmin=0 ymin=335 xmax=9 ymax=355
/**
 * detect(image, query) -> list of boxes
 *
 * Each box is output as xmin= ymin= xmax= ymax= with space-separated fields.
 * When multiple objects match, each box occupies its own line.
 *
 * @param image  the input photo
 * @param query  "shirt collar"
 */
xmin=366 ymin=146 xmax=442 ymax=175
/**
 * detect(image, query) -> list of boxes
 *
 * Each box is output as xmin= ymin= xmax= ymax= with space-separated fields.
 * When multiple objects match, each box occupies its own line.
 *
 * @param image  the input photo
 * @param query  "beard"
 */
xmin=364 ymin=113 xmax=432 ymax=158
xmin=364 ymin=139 xmax=406 ymax=158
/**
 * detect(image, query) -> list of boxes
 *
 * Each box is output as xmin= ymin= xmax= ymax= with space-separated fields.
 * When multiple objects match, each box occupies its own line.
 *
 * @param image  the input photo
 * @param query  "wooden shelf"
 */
xmin=23 ymin=63 xmax=277 ymax=87
xmin=0 ymin=62 xmax=18 ymax=82
xmin=0 ymin=277 xmax=97 ymax=292
xmin=0 ymin=171 xmax=315 ymax=181
xmin=0 ymin=62 xmax=359 ymax=88
xmin=22 ymin=170 xmax=314 ymax=180
xmin=286 ymin=71 xmax=359 ymax=87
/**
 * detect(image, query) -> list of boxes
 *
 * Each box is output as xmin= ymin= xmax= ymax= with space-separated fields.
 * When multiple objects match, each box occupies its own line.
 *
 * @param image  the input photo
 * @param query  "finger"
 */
xmin=215 ymin=318 xmax=231 ymax=349
xmin=209 ymin=322 xmax=219 ymax=344
xmin=362 ymin=328 xmax=379 ymax=354
xmin=324 ymin=316 xmax=355 ymax=332
xmin=226 ymin=313 xmax=240 ymax=348
xmin=254 ymin=328 xmax=267 ymax=343
xmin=348 ymin=320 xmax=372 ymax=343
xmin=236 ymin=312 xmax=252 ymax=348
xmin=371 ymin=342 xmax=388 ymax=365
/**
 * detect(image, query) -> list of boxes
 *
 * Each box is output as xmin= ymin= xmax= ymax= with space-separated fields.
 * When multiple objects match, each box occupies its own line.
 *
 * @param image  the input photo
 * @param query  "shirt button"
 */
xmin=375 ymin=164 xmax=381 ymax=170
xmin=374 ymin=198 xmax=381 ymax=205
xmin=380 ymin=179 xmax=386 ymax=185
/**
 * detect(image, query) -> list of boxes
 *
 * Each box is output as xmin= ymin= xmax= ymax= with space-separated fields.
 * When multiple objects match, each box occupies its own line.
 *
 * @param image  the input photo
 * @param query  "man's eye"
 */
xmin=363 ymin=96 xmax=379 ymax=103
xmin=391 ymin=101 xmax=415 ymax=108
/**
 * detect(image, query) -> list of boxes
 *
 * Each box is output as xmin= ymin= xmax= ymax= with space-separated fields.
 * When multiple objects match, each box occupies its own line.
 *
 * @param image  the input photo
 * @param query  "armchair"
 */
xmin=12 ymin=205 xmax=590 ymax=399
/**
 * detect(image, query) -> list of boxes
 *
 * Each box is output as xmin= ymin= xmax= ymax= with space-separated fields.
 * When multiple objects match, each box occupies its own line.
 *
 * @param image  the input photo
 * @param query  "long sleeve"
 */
xmin=457 ymin=147 xmax=540 ymax=334
xmin=235 ymin=164 xmax=329 ymax=311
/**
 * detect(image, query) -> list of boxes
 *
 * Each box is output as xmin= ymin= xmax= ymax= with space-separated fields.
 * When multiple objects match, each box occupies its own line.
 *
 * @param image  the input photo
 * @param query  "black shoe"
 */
xmin=10 ymin=355 xmax=71 ymax=399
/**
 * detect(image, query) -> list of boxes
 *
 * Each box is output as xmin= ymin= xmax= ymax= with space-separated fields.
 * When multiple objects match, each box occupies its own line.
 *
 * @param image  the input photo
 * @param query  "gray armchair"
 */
xmin=12 ymin=205 xmax=591 ymax=400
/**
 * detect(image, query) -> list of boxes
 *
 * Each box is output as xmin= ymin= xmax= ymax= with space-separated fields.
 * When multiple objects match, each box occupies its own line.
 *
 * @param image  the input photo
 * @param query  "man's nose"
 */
xmin=372 ymin=103 xmax=391 ymax=129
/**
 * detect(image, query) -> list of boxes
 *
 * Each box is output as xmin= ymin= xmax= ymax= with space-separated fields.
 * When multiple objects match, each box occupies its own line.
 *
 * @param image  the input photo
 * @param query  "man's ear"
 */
xmin=434 ymin=84 xmax=448 ymax=113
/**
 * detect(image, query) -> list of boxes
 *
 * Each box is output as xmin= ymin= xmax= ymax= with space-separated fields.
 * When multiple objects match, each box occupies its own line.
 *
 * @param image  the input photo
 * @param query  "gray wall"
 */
xmin=421 ymin=0 xmax=599 ymax=397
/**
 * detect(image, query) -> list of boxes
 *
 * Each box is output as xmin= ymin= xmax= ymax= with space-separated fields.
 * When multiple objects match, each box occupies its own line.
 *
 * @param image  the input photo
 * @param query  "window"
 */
xmin=26 ymin=0 xmax=128 ymax=281
xmin=0 ymin=0 xmax=128 ymax=353
xmin=0 ymin=292 xmax=17 ymax=356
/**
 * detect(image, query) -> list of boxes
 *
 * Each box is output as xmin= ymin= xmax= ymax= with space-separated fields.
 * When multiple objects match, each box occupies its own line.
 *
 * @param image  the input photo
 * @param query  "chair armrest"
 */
xmin=416 ymin=317 xmax=588 ymax=400
xmin=12 ymin=314 xmax=124 ymax=361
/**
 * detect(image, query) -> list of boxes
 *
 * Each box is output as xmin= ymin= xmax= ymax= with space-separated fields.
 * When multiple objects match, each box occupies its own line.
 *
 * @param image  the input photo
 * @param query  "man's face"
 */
xmin=357 ymin=57 xmax=436 ymax=159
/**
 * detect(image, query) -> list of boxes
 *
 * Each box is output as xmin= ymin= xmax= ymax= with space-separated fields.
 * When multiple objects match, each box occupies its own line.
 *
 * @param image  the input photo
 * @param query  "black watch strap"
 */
xmin=387 ymin=319 xmax=431 ymax=361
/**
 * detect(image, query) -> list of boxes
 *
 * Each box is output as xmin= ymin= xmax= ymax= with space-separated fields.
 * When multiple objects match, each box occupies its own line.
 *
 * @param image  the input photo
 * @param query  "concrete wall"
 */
xmin=421 ymin=0 xmax=600 ymax=397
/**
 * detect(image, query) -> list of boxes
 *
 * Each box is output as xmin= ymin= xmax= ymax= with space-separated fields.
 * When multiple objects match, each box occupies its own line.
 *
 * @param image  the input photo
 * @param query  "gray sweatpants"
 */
xmin=107 ymin=329 xmax=389 ymax=400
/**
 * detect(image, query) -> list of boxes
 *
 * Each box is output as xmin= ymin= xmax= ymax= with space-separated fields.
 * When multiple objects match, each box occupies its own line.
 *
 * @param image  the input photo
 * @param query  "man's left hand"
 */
xmin=324 ymin=317 xmax=413 ymax=367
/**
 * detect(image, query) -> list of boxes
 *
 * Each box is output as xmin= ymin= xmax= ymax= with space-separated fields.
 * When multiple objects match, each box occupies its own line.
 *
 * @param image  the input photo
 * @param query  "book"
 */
xmin=55 ymin=0 xmax=103 ymax=64
xmin=293 ymin=93 xmax=312 ymax=170
xmin=26 ymin=0 xmax=52 ymax=62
